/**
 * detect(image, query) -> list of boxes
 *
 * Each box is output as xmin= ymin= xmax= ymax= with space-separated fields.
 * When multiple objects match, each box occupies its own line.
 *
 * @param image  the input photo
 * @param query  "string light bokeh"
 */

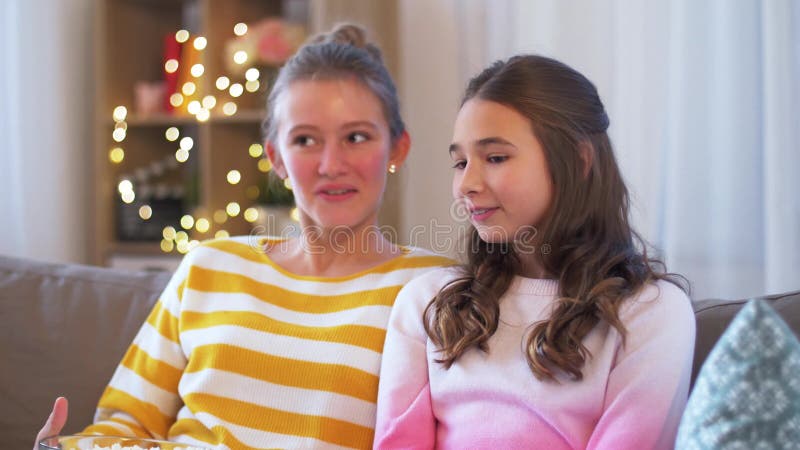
xmin=111 ymin=22 xmax=299 ymax=254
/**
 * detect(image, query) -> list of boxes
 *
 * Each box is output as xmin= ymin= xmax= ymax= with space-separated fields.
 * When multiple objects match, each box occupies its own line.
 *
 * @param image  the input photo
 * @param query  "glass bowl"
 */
xmin=39 ymin=435 xmax=212 ymax=450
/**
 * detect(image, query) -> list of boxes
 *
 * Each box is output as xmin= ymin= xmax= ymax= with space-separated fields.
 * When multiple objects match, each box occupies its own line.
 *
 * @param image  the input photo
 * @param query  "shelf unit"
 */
xmin=92 ymin=0 xmax=307 ymax=269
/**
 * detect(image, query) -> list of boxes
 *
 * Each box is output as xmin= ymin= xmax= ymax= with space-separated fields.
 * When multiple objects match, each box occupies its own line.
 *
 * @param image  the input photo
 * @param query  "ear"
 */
xmin=578 ymin=142 xmax=594 ymax=179
xmin=388 ymin=131 xmax=411 ymax=169
xmin=265 ymin=141 xmax=288 ymax=179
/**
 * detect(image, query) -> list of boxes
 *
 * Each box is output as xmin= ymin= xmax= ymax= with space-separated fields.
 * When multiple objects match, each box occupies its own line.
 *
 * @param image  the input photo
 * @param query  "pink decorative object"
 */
xmin=224 ymin=17 xmax=306 ymax=74
xmin=134 ymin=81 xmax=166 ymax=116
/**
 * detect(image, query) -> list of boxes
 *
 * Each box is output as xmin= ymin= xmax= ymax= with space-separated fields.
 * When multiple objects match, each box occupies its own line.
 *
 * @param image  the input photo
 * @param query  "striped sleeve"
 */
xmin=83 ymin=254 xmax=192 ymax=439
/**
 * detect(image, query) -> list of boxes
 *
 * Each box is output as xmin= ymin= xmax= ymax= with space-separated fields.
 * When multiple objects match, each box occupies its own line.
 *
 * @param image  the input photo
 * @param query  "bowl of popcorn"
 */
xmin=38 ymin=435 xmax=212 ymax=450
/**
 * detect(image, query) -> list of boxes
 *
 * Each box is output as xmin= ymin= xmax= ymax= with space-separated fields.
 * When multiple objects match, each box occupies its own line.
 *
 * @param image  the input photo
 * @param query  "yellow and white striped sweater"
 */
xmin=83 ymin=236 xmax=453 ymax=449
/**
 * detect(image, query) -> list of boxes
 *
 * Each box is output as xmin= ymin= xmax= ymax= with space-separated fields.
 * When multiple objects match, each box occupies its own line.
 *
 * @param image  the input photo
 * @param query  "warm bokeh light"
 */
xmin=193 ymin=36 xmax=207 ymax=50
xmin=162 ymin=226 xmax=177 ymax=240
xmin=180 ymin=214 xmax=195 ymax=230
xmin=165 ymin=127 xmax=180 ymax=142
xmin=245 ymin=80 xmax=260 ymax=93
xmin=164 ymin=59 xmax=179 ymax=73
xmin=112 ymin=128 xmax=126 ymax=142
xmin=175 ymin=29 xmax=190 ymax=43
xmin=190 ymin=64 xmax=205 ymax=78
xmin=283 ymin=178 xmax=292 ymax=190
xmin=248 ymin=143 xmax=263 ymax=158
xmin=175 ymin=148 xmax=190 ymax=163
xmin=187 ymin=100 xmax=201 ymax=115
xmin=114 ymin=121 xmax=127 ymax=131
xmin=121 ymin=190 xmax=135 ymax=204
xmin=139 ymin=205 xmax=153 ymax=220
xmin=160 ymin=239 xmax=175 ymax=252
xmin=290 ymin=207 xmax=300 ymax=222
xmin=202 ymin=95 xmax=217 ymax=109
xmin=226 ymin=170 xmax=241 ymax=185
xmin=245 ymin=185 xmax=260 ymax=200
xmin=169 ymin=93 xmax=184 ymax=107
xmin=222 ymin=102 xmax=237 ymax=116
xmin=175 ymin=230 xmax=189 ymax=243
xmin=215 ymin=230 xmax=230 ymax=239
xmin=229 ymin=83 xmax=244 ymax=98
xmin=196 ymin=108 xmax=210 ymax=122
xmin=216 ymin=76 xmax=230 ymax=90
xmin=244 ymin=207 xmax=259 ymax=223
xmin=112 ymin=106 xmax=127 ymax=121
xmin=245 ymin=68 xmax=260 ymax=82
xmin=182 ymin=81 xmax=197 ymax=96
xmin=233 ymin=50 xmax=248 ymax=65
xmin=234 ymin=22 xmax=248 ymax=36
xmin=109 ymin=147 xmax=125 ymax=163
xmin=257 ymin=158 xmax=272 ymax=172
xmin=177 ymin=240 xmax=190 ymax=254
xmin=213 ymin=209 xmax=228 ymax=224
xmin=118 ymin=180 xmax=133 ymax=193
xmin=226 ymin=202 xmax=241 ymax=217
xmin=195 ymin=218 xmax=210 ymax=233
xmin=179 ymin=137 xmax=194 ymax=151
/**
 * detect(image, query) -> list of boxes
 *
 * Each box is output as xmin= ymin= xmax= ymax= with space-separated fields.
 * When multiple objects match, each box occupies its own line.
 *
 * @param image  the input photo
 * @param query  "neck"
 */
xmin=515 ymin=247 xmax=551 ymax=279
xmin=271 ymin=221 xmax=401 ymax=277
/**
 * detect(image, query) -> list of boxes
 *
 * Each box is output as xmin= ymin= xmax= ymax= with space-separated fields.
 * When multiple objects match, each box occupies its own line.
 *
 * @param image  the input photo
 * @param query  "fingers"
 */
xmin=34 ymin=397 xmax=69 ymax=450
xmin=51 ymin=397 xmax=69 ymax=433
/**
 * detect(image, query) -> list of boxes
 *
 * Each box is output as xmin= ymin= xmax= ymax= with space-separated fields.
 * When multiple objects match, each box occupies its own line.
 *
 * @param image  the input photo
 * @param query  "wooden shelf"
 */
xmin=109 ymin=109 xmax=265 ymax=127
xmin=92 ymin=0 xmax=302 ymax=268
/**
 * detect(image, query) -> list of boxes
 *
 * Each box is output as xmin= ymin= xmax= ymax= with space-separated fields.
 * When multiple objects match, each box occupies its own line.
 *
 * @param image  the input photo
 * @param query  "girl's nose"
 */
xmin=318 ymin=141 xmax=347 ymax=177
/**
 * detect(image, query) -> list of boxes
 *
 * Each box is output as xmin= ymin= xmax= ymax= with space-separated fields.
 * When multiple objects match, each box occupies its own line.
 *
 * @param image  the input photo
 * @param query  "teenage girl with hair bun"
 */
xmin=35 ymin=23 xmax=452 ymax=450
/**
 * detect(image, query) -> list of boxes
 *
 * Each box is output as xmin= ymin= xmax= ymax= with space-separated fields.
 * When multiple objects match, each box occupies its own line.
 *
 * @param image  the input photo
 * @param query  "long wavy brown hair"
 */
xmin=424 ymin=55 xmax=687 ymax=381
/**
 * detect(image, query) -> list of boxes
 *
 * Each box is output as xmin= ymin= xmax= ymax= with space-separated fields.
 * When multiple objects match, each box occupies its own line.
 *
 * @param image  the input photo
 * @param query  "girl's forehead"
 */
xmin=274 ymin=79 xmax=387 ymax=128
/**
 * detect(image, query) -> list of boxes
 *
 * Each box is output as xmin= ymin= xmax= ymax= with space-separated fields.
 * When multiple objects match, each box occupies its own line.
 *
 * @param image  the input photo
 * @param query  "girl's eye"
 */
xmin=347 ymin=132 xmax=369 ymax=144
xmin=292 ymin=135 xmax=317 ymax=147
xmin=451 ymin=160 xmax=467 ymax=170
xmin=487 ymin=155 xmax=508 ymax=164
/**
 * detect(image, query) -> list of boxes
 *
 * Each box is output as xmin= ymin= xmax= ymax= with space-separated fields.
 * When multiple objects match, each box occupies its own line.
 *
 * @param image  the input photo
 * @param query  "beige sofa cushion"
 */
xmin=0 ymin=255 xmax=170 ymax=449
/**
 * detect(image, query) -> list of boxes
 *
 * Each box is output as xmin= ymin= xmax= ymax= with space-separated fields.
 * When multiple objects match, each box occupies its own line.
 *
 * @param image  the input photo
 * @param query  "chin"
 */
xmin=475 ymin=225 xmax=514 ymax=244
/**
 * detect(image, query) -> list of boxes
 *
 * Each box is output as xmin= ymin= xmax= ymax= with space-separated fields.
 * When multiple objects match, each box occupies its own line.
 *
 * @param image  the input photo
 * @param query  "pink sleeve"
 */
xmin=587 ymin=281 xmax=696 ymax=450
xmin=374 ymin=276 xmax=438 ymax=450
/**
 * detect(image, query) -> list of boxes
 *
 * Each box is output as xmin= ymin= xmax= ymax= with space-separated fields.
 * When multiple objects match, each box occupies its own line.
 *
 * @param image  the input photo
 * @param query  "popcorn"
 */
xmin=87 ymin=445 xmax=208 ymax=450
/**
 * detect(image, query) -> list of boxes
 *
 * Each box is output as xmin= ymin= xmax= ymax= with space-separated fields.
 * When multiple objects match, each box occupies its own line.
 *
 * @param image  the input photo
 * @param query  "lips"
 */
xmin=469 ymin=206 xmax=499 ymax=221
xmin=316 ymin=185 xmax=358 ymax=201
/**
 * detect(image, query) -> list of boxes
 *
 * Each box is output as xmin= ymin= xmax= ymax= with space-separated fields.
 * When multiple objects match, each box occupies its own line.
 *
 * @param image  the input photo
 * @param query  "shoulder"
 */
xmin=393 ymin=266 xmax=464 ymax=311
xmin=619 ymin=279 xmax=695 ymax=334
xmin=398 ymin=246 xmax=458 ymax=268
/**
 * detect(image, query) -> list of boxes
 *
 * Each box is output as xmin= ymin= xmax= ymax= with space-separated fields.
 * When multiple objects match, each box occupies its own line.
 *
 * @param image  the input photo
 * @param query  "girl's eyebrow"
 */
xmin=449 ymin=136 xmax=516 ymax=154
xmin=342 ymin=120 xmax=380 ymax=130
xmin=288 ymin=121 xmax=379 ymax=135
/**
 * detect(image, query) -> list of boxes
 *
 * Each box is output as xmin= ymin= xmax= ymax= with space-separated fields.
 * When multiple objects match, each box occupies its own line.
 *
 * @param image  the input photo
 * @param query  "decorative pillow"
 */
xmin=676 ymin=299 xmax=800 ymax=449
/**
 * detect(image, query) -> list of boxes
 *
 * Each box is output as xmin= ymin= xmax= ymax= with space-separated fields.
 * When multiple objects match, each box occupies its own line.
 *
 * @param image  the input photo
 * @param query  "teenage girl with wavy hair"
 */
xmin=375 ymin=55 xmax=695 ymax=449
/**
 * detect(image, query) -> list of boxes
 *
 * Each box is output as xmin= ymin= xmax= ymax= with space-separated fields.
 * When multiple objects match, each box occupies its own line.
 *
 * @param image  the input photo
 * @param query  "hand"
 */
xmin=33 ymin=397 xmax=69 ymax=450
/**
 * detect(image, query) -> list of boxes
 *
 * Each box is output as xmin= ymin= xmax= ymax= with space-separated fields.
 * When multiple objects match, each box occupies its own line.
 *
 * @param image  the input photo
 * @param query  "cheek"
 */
xmin=357 ymin=151 xmax=389 ymax=184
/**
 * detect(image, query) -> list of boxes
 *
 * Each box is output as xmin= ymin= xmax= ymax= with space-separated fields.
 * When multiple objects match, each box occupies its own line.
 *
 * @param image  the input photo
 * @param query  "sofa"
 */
xmin=2 ymin=254 xmax=799 ymax=449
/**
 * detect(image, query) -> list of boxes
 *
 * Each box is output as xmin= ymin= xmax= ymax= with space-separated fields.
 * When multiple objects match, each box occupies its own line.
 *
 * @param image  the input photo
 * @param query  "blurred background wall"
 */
xmin=1 ymin=0 xmax=798 ymax=300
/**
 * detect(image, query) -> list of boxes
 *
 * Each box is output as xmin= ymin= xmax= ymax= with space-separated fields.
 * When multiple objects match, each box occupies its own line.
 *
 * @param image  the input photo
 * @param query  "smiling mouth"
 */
xmin=320 ymin=189 xmax=357 ymax=195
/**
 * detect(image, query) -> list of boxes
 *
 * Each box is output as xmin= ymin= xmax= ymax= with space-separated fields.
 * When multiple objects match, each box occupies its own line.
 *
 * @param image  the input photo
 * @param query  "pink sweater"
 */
xmin=374 ymin=268 xmax=695 ymax=450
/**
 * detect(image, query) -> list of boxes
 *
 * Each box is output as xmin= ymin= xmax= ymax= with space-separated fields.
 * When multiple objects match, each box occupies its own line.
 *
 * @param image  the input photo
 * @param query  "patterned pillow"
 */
xmin=676 ymin=299 xmax=800 ymax=449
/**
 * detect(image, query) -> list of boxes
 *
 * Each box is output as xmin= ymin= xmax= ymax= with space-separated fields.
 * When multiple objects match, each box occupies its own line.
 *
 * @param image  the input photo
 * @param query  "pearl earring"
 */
xmin=388 ymin=164 xmax=397 ymax=174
